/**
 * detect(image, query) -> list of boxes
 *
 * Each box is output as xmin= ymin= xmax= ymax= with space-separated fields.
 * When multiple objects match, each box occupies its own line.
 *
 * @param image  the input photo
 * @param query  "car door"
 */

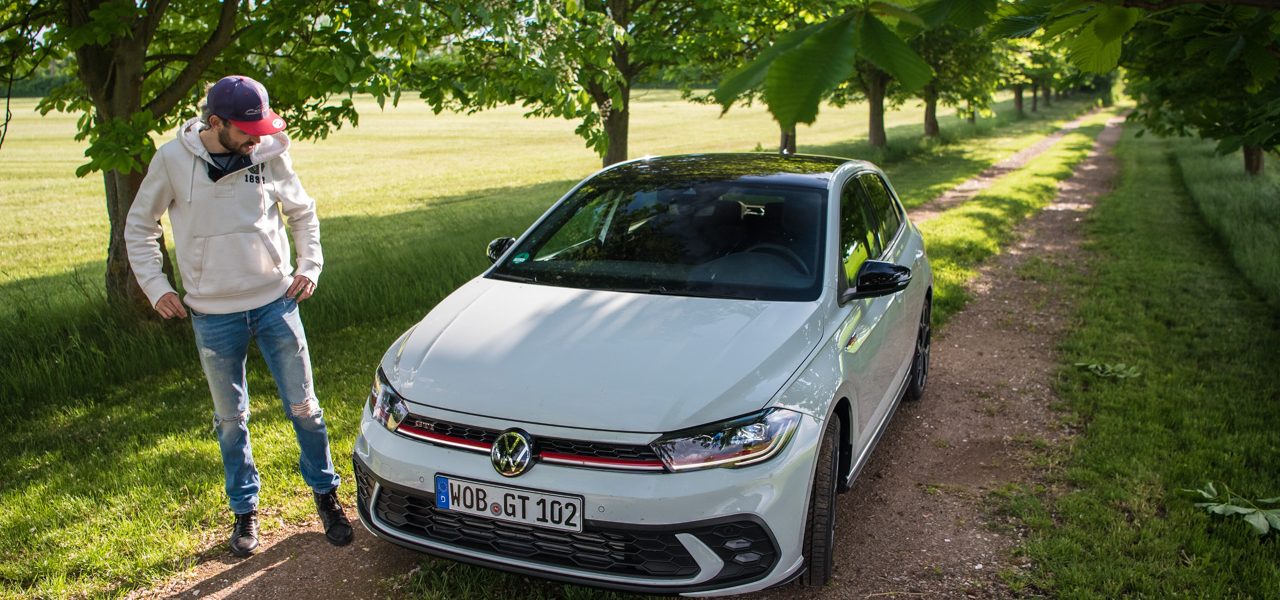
xmin=857 ymin=172 xmax=917 ymax=379
xmin=835 ymin=173 xmax=902 ymax=449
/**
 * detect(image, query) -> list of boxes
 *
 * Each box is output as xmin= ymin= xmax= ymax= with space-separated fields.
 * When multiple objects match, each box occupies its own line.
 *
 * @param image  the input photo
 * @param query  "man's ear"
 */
xmin=207 ymin=115 xmax=223 ymax=128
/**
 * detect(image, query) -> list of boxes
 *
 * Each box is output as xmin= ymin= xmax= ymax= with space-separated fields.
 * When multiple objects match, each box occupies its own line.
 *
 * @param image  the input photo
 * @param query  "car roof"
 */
xmin=590 ymin=153 xmax=871 ymax=190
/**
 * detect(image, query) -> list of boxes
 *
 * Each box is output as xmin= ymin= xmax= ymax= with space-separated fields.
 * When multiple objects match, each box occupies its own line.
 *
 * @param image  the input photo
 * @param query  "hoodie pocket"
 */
xmin=193 ymin=231 xmax=285 ymax=298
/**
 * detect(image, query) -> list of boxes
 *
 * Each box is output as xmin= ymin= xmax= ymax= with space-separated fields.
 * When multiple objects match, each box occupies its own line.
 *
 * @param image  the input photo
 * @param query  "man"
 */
xmin=125 ymin=75 xmax=351 ymax=557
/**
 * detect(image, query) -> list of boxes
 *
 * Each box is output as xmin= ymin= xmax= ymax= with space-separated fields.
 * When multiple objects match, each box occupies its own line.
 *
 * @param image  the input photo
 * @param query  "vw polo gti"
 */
xmin=354 ymin=154 xmax=932 ymax=595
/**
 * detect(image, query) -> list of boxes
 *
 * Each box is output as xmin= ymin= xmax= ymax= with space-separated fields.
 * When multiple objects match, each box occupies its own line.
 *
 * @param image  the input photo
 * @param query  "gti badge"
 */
xmin=491 ymin=429 xmax=533 ymax=477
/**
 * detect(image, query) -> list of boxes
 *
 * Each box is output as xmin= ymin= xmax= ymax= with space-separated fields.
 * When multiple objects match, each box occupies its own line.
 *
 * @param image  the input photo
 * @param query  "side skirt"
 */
xmin=840 ymin=375 xmax=908 ymax=491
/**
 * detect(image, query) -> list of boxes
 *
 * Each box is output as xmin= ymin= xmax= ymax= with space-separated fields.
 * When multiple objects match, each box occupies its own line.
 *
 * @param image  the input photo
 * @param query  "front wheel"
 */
xmin=905 ymin=296 xmax=932 ymax=402
xmin=800 ymin=418 xmax=840 ymax=587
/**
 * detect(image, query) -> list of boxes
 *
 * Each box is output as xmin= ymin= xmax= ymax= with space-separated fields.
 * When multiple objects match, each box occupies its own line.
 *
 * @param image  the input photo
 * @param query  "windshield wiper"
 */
xmin=488 ymin=272 xmax=540 ymax=284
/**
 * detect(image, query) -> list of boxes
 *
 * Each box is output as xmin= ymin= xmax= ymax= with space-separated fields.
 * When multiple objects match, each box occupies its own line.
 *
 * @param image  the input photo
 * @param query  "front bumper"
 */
xmin=353 ymin=411 xmax=824 ymax=596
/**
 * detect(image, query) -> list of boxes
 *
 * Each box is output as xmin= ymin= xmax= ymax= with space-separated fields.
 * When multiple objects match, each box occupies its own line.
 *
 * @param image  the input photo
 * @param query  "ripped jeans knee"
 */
xmin=288 ymin=397 xmax=325 ymax=431
xmin=213 ymin=409 xmax=249 ymax=434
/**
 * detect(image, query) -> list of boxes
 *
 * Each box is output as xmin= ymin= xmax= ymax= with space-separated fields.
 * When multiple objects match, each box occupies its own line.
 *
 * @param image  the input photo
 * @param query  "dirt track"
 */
xmin=133 ymin=114 xmax=1126 ymax=600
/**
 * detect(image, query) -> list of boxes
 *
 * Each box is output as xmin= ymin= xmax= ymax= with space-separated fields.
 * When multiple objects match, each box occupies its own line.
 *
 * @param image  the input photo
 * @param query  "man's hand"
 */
xmin=154 ymin=293 xmax=188 ymax=319
xmin=286 ymin=275 xmax=317 ymax=301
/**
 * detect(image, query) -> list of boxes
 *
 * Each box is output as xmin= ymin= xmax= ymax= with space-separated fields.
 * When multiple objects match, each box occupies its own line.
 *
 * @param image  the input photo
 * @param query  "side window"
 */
xmin=858 ymin=173 xmax=902 ymax=253
xmin=839 ymin=179 xmax=880 ymax=286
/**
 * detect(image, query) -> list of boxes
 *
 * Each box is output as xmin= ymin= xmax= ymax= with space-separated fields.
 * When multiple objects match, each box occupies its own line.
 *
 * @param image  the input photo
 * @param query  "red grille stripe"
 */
xmin=396 ymin=424 xmax=666 ymax=471
xmin=540 ymin=451 xmax=665 ymax=470
xmin=398 ymin=424 xmax=491 ymax=451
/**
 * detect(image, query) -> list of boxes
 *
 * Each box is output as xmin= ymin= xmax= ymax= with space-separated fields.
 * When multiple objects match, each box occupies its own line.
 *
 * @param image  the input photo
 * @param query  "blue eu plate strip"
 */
xmin=435 ymin=475 xmax=450 ymax=509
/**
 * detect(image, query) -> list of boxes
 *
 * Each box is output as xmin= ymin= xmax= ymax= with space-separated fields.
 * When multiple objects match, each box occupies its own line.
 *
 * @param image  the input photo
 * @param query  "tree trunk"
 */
xmin=601 ymin=86 xmax=631 ymax=167
xmin=966 ymin=101 xmax=976 ymax=125
xmin=779 ymin=126 xmax=796 ymax=154
xmin=923 ymin=84 xmax=939 ymax=138
xmin=1244 ymin=145 xmax=1264 ymax=175
xmin=71 ymin=14 xmax=176 ymax=313
xmin=1031 ymin=83 xmax=1039 ymax=112
xmin=104 ymin=169 xmax=172 ymax=311
xmin=1014 ymin=85 xmax=1025 ymax=117
xmin=1042 ymin=83 xmax=1052 ymax=108
xmin=867 ymin=69 xmax=888 ymax=147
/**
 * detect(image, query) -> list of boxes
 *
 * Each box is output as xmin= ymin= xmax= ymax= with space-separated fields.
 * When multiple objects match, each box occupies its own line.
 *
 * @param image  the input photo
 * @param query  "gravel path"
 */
xmin=134 ymin=114 xmax=1125 ymax=600
xmin=909 ymin=108 xmax=1101 ymax=225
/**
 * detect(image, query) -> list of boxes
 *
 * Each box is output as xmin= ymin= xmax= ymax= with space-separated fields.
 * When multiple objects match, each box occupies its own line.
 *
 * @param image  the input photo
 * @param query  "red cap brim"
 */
xmin=229 ymin=110 xmax=286 ymax=136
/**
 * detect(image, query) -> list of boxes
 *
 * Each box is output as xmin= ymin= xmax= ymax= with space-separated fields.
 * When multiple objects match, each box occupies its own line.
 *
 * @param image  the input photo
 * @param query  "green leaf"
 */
xmin=1047 ymin=0 xmax=1093 ymax=18
xmin=914 ymin=0 xmax=997 ymax=28
xmin=762 ymin=15 xmax=858 ymax=129
xmin=1183 ymin=486 xmax=1216 ymax=500
xmin=1264 ymin=511 xmax=1280 ymax=530
xmin=1066 ymin=27 xmax=1121 ymax=73
xmin=715 ymin=22 xmax=824 ymax=108
xmin=1092 ymin=6 xmax=1140 ymax=44
xmin=1043 ymin=8 xmax=1096 ymax=39
xmin=855 ymin=14 xmax=933 ymax=92
xmin=1243 ymin=45 xmax=1279 ymax=85
xmin=990 ymin=15 xmax=1044 ymax=38
xmin=914 ymin=0 xmax=955 ymax=28
xmin=1243 ymin=511 xmax=1270 ymax=535
xmin=870 ymin=1 xmax=926 ymax=28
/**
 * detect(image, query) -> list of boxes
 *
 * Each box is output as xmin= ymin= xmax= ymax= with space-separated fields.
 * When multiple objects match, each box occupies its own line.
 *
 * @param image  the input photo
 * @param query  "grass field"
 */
xmin=0 ymin=90 xmax=1101 ymax=598
xmin=996 ymin=131 xmax=1280 ymax=596
xmin=1169 ymin=141 xmax=1280 ymax=311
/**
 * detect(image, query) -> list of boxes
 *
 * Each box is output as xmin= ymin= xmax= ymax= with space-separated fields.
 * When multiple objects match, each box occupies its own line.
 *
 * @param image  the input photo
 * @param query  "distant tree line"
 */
xmin=0 ymin=0 xmax=1272 ymax=313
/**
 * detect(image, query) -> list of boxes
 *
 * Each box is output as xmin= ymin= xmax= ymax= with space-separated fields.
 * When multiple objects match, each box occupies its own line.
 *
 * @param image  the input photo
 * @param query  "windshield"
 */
xmin=490 ymin=180 xmax=827 ymax=301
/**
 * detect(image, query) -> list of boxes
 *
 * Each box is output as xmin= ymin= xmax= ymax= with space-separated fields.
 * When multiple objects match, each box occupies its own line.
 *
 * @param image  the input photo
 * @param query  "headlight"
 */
xmin=652 ymin=409 xmax=802 ymax=472
xmin=369 ymin=368 xmax=409 ymax=432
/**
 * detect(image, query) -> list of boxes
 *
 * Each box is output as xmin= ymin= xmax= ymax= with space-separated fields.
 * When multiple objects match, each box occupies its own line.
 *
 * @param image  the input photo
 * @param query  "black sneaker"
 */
xmin=314 ymin=490 xmax=353 ymax=546
xmin=229 ymin=510 xmax=259 ymax=557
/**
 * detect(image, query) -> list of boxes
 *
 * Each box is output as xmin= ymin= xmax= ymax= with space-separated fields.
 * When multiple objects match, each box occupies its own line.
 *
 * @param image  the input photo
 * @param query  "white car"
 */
xmin=353 ymin=153 xmax=932 ymax=596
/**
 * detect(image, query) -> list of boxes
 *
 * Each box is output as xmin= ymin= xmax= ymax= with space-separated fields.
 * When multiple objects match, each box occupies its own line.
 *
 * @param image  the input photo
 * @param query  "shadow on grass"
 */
xmin=104 ymin=529 xmax=419 ymax=600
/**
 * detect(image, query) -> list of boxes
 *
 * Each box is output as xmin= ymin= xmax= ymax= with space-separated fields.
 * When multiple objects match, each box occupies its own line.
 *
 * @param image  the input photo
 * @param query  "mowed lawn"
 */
xmin=0 ymin=90 xmax=1099 ymax=598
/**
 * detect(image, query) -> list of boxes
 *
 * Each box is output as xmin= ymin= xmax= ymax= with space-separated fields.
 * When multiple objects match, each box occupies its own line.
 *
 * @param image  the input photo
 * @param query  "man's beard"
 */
xmin=217 ymin=125 xmax=255 ymax=155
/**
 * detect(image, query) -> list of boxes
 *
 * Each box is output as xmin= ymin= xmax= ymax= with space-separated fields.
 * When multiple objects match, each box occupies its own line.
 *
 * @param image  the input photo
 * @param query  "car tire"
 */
xmin=800 ymin=417 xmax=840 ymax=588
xmin=905 ymin=296 xmax=932 ymax=402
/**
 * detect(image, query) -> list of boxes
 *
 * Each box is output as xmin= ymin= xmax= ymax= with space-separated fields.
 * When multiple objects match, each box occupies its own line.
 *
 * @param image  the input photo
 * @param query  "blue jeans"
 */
xmin=190 ymin=295 xmax=339 ymax=515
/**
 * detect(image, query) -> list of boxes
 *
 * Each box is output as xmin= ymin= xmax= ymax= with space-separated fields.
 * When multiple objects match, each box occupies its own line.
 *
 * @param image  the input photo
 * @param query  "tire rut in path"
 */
xmin=908 ymin=107 xmax=1102 ymax=225
xmin=748 ymin=113 xmax=1126 ymax=600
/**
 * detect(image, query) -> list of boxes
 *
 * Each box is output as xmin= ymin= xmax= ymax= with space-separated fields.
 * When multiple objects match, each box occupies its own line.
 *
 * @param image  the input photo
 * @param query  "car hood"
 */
xmin=384 ymin=277 xmax=826 ymax=433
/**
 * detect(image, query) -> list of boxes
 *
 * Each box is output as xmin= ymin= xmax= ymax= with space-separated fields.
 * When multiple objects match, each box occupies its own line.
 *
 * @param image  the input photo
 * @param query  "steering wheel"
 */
xmin=745 ymin=243 xmax=810 ymax=275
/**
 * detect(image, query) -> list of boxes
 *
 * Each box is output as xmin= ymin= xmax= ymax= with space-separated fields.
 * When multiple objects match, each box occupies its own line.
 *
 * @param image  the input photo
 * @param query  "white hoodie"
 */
xmin=125 ymin=118 xmax=322 ymax=314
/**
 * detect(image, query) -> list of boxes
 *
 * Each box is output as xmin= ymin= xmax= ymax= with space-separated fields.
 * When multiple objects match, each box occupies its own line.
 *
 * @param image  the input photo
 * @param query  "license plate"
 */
xmin=434 ymin=474 xmax=584 ymax=533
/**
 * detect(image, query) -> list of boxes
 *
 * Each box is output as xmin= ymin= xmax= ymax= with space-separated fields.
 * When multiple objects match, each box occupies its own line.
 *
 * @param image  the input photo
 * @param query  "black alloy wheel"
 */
xmin=799 ymin=418 xmax=840 ymax=587
xmin=905 ymin=296 xmax=931 ymax=402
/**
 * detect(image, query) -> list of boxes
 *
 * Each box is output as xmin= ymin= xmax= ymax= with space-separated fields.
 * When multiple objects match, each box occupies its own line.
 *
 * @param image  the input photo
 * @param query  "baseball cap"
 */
xmin=206 ymin=75 xmax=286 ymax=136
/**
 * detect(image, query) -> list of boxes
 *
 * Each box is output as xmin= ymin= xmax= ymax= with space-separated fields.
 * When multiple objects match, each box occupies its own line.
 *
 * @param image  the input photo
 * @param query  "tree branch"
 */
xmin=139 ymin=0 xmax=172 ymax=47
xmin=144 ymin=0 xmax=238 ymax=117
xmin=0 ymin=4 xmax=55 ymax=36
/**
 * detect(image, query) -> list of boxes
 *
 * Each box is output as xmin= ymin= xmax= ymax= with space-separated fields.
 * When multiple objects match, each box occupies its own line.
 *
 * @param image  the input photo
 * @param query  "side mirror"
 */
xmin=840 ymin=260 xmax=911 ymax=303
xmin=487 ymin=237 xmax=516 ymax=263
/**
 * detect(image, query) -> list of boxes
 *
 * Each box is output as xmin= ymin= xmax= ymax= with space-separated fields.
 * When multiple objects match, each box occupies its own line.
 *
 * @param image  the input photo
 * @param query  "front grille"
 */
xmin=398 ymin=413 xmax=662 ymax=465
xmin=372 ymin=481 xmax=699 ymax=578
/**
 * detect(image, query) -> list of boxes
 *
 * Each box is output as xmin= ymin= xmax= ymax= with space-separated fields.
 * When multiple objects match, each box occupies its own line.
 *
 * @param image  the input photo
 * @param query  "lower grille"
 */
xmin=354 ymin=457 xmax=779 ymax=588
xmin=371 ymin=478 xmax=699 ymax=578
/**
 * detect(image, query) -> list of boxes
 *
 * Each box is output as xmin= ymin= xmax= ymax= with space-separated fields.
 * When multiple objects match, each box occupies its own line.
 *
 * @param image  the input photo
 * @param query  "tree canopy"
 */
xmin=411 ymin=0 xmax=757 ymax=166
xmin=0 ymin=0 xmax=426 ymax=306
